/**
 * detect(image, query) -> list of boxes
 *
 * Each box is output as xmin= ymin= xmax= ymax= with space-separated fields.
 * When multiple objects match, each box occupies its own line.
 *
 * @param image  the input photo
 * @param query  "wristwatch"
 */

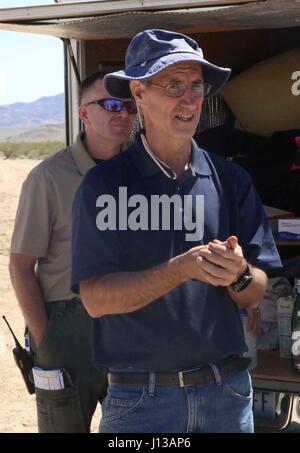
xmin=229 ymin=263 xmax=253 ymax=292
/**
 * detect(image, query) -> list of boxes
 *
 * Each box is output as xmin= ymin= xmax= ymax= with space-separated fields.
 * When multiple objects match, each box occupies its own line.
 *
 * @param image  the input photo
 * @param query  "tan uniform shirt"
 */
xmin=10 ymin=133 xmax=95 ymax=302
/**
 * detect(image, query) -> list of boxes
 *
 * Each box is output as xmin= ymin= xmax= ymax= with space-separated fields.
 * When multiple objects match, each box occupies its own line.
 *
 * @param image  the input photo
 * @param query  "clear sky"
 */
xmin=0 ymin=0 xmax=64 ymax=106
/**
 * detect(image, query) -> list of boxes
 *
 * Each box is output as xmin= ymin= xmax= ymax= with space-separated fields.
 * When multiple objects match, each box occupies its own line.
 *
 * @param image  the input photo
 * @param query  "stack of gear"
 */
xmin=195 ymin=125 xmax=300 ymax=215
xmin=256 ymin=277 xmax=293 ymax=350
xmin=196 ymin=48 xmax=300 ymax=214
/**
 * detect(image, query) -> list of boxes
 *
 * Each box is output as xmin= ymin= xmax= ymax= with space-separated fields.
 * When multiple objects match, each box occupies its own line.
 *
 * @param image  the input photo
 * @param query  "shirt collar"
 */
xmin=189 ymin=139 xmax=212 ymax=177
xmin=129 ymin=134 xmax=212 ymax=179
xmin=71 ymin=132 xmax=96 ymax=175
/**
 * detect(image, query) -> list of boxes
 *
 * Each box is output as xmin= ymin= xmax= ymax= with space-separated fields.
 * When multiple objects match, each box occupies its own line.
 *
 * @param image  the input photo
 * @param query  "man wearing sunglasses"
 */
xmin=9 ymin=71 xmax=136 ymax=433
xmin=72 ymin=30 xmax=281 ymax=433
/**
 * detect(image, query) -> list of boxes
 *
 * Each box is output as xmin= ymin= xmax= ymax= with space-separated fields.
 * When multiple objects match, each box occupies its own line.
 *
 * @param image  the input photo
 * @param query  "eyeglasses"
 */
xmin=84 ymin=98 xmax=137 ymax=114
xmin=148 ymin=80 xmax=211 ymax=98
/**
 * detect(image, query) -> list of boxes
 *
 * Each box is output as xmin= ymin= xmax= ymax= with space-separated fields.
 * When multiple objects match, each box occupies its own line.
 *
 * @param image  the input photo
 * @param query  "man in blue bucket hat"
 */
xmin=71 ymin=29 xmax=281 ymax=433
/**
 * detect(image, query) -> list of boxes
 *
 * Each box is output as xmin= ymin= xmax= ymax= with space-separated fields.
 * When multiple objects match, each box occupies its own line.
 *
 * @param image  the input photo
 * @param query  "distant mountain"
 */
xmin=1 ymin=123 xmax=65 ymax=142
xmin=0 ymin=93 xmax=64 ymax=129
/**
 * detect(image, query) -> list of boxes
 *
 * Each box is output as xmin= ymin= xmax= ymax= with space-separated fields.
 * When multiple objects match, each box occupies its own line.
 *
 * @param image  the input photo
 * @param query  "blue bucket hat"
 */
xmin=104 ymin=29 xmax=231 ymax=99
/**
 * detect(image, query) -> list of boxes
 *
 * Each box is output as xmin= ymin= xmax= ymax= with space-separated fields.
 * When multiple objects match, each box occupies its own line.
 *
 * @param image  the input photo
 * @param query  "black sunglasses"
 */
xmin=84 ymin=98 xmax=137 ymax=114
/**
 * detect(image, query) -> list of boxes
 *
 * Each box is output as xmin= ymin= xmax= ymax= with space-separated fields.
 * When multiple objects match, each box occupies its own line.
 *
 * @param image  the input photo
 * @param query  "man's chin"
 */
xmin=173 ymin=127 xmax=198 ymax=140
xmin=112 ymin=131 xmax=131 ymax=145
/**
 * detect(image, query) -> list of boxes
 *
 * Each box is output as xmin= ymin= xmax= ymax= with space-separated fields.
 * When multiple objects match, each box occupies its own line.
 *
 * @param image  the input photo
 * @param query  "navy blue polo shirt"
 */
xmin=72 ymin=135 xmax=281 ymax=372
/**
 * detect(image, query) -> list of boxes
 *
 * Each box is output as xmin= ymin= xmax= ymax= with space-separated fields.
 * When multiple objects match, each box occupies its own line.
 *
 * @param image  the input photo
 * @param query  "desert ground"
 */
xmin=0 ymin=157 xmax=100 ymax=433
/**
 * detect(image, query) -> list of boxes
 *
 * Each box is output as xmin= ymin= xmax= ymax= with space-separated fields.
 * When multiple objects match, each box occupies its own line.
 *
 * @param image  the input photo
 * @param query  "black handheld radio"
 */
xmin=2 ymin=316 xmax=35 ymax=394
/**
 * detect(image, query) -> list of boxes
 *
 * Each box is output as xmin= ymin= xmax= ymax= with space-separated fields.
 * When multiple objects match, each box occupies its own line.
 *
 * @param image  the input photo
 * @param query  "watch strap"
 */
xmin=229 ymin=264 xmax=253 ymax=292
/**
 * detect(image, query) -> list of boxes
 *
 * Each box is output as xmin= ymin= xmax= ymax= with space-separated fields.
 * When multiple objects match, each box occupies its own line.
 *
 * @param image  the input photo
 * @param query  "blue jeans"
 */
xmin=100 ymin=370 xmax=253 ymax=433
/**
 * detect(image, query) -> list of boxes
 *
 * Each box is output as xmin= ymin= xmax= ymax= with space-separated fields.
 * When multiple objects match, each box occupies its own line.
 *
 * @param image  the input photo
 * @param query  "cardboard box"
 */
xmin=277 ymin=296 xmax=294 ymax=358
xmin=278 ymin=219 xmax=300 ymax=240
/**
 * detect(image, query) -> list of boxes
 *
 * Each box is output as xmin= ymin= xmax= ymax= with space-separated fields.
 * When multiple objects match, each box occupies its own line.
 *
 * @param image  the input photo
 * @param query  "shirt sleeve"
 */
xmin=10 ymin=169 xmax=52 ymax=258
xmin=71 ymin=168 xmax=121 ymax=294
xmin=235 ymin=167 xmax=282 ymax=270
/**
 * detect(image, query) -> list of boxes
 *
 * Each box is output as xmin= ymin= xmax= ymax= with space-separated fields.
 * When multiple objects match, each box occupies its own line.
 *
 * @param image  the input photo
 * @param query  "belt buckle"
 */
xmin=178 ymin=371 xmax=187 ymax=388
xmin=178 ymin=368 xmax=195 ymax=388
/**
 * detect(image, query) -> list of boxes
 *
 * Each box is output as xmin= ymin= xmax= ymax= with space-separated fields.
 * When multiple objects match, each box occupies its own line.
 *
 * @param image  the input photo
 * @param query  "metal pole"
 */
xmin=62 ymin=38 xmax=70 ymax=147
xmin=63 ymin=38 xmax=81 ymax=85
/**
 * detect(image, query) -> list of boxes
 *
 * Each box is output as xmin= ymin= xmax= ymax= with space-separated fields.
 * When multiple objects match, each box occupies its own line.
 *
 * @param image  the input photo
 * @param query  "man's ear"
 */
xmin=130 ymin=81 xmax=146 ymax=105
xmin=79 ymin=105 xmax=89 ymax=124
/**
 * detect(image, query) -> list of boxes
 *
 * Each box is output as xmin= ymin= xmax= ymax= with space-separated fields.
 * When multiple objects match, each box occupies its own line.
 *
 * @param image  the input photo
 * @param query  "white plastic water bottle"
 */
xmin=240 ymin=309 xmax=257 ymax=370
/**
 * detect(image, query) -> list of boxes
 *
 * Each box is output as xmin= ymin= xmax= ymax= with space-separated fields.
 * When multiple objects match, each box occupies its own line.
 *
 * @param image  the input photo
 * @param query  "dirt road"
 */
xmin=0 ymin=157 xmax=100 ymax=432
xmin=0 ymin=157 xmax=38 ymax=432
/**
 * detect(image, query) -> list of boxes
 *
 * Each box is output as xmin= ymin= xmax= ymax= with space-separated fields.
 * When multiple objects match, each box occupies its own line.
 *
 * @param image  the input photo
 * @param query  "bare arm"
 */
xmin=81 ymin=258 xmax=183 ymax=318
xmin=80 ymin=235 xmax=268 ymax=318
xmin=9 ymin=252 xmax=48 ymax=347
xmin=80 ymin=243 xmax=242 ymax=318
xmin=245 ymin=307 xmax=261 ymax=336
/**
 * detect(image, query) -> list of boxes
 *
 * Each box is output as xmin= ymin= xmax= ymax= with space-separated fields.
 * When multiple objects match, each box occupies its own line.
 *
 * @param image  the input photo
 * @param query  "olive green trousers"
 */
xmin=29 ymin=298 xmax=107 ymax=433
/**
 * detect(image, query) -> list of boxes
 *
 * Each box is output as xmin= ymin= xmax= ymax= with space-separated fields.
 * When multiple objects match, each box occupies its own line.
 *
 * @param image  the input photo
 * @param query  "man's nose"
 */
xmin=181 ymin=88 xmax=198 ymax=105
